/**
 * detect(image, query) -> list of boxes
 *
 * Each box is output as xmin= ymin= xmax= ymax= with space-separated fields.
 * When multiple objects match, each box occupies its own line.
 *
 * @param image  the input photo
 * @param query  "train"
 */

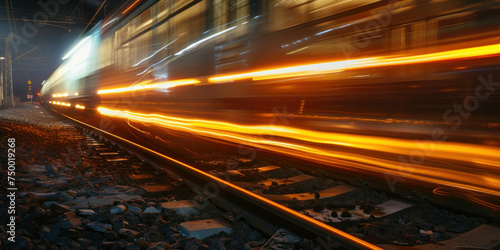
xmin=41 ymin=0 xmax=500 ymax=138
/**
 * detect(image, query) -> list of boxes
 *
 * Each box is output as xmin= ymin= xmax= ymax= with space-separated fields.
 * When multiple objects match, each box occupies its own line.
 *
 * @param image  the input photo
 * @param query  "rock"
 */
xmin=148 ymin=242 xmax=168 ymax=250
xmin=403 ymin=226 xmax=419 ymax=238
xmin=57 ymin=212 xmax=82 ymax=229
xmin=144 ymin=207 xmax=160 ymax=213
xmin=127 ymin=205 xmax=142 ymax=213
xmin=110 ymin=205 xmax=127 ymax=214
xmin=63 ymin=197 xmax=90 ymax=210
xmin=23 ymin=210 xmax=45 ymax=221
xmin=87 ymin=222 xmax=112 ymax=232
xmin=54 ymin=237 xmax=73 ymax=248
xmin=419 ymin=221 xmax=433 ymax=231
xmin=113 ymin=221 xmax=127 ymax=232
xmin=378 ymin=234 xmax=392 ymax=243
xmin=86 ymin=194 xmax=143 ymax=206
xmin=77 ymin=238 xmax=92 ymax=247
xmin=76 ymin=209 xmax=95 ymax=216
xmin=119 ymin=228 xmax=140 ymax=238
xmin=432 ymin=215 xmax=456 ymax=227
xmin=8 ymin=236 xmax=33 ymax=250
xmin=43 ymin=201 xmax=60 ymax=209
xmin=158 ymin=223 xmax=173 ymax=234
xmin=125 ymin=244 xmax=141 ymax=250
xmin=393 ymin=239 xmax=411 ymax=246
xmin=430 ymin=232 xmax=444 ymax=243
xmin=20 ymin=220 xmax=38 ymax=233
xmin=340 ymin=211 xmax=352 ymax=217
xmin=60 ymin=229 xmax=81 ymax=238
xmin=141 ymin=212 xmax=161 ymax=223
xmin=168 ymin=233 xmax=182 ymax=243
xmin=420 ymin=229 xmax=433 ymax=236
xmin=53 ymin=192 xmax=74 ymax=202
xmin=128 ymin=216 xmax=141 ymax=226
xmin=104 ymin=231 xmax=119 ymax=240
xmin=31 ymin=192 xmax=56 ymax=199
xmin=33 ymin=245 xmax=47 ymax=250
xmin=101 ymin=241 xmax=124 ymax=249
xmin=51 ymin=203 xmax=71 ymax=214
xmin=38 ymin=225 xmax=60 ymax=242
xmin=107 ymin=214 xmax=120 ymax=224
xmin=149 ymin=231 xmax=165 ymax=242
xmin=45 ymin=165 xmax=59 ymax=174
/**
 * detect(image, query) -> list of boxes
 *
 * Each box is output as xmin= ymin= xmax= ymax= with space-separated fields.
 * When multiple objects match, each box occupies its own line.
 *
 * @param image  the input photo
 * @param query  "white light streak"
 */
xmin=133 ymin=39 xmax=178 ymax=67
xmin=62 ymin=36 xmax=90 ymax=60
xmin=175 ymin=26 xmax=237 ymax=56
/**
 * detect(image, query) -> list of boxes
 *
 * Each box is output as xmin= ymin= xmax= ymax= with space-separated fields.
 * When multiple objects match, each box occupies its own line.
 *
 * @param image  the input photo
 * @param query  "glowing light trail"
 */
xmin=122 ymin=0 xmax=141 ymax=15
xmin=97 ymin=107 xmax=500 ymax=197
xmin=97 ymin=79 xmax=200 ymax=95
xmin=209 ymin=43 xmax=500 ymax=82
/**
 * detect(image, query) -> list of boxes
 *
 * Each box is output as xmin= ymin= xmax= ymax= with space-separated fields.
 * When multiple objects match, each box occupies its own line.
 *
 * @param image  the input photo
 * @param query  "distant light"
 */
xmin=62 ymin=36 xmax=90 ymax=60
xmin=122 ymin=0 xmax=141 ymax=15
xmin=41 ymin=80 xmax=46 ymax=85
xmin=52 ymin=94 xmax=56 ymax=97
xmin=75 ymin=93 xmax=79 ymax=96
xmin=63 ymin=93 xmax=68 ymax=97
xmin=0 ymin=57 xmax=5 ymax=60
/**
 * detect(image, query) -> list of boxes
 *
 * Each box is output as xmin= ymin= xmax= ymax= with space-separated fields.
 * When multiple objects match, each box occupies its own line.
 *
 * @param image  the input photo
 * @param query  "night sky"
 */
xmin=0 ymin=0 xmax=121 ymax=100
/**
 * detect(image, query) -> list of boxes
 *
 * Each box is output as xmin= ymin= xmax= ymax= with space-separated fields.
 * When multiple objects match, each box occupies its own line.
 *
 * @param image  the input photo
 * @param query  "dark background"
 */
xmin=0 ymin=0 xmax=122 ymax=100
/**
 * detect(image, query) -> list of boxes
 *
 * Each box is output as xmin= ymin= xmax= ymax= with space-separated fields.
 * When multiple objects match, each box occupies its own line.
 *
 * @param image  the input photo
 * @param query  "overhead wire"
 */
xmin=64 ymin=0 xmax=85 ymax=31
xmin=76 ymin=0 xmax=108 ymax=41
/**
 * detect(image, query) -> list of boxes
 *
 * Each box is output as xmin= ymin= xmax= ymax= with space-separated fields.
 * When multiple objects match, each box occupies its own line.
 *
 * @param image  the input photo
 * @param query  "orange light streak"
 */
xmin=209 ymin=43 xmax=500 ymax=82
xmin=122 ymin=0 xmax=141 ymax=15
xmin=97 ymin=79 xmax=200 ymax=95
xmin=97 ymin=107 xmax=500 ymax=197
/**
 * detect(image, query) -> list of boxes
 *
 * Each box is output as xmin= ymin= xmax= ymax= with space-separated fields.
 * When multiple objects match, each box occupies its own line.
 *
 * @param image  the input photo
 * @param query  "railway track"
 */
xmin=45 ymin=106 xmax=500 ymax=250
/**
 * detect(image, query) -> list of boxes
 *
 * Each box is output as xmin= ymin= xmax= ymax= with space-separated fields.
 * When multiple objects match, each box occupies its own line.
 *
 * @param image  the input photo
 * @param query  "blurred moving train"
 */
xmin=41 ymin=0 xmax=500 ymax=133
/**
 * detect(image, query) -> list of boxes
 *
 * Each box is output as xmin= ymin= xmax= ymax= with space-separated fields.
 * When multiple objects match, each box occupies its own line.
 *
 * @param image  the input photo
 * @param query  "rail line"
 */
xmin=54 ymin=109 xmax=383 ymax=250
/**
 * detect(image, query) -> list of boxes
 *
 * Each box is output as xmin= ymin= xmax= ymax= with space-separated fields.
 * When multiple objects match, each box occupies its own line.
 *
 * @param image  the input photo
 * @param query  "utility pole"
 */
xmin=3 ymin=37 xmax=15 ymax=107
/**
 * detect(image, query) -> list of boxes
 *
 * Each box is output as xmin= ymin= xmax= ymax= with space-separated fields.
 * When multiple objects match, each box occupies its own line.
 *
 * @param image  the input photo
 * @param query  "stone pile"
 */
xmin=0 ymin=104 xmax=266 ymax=249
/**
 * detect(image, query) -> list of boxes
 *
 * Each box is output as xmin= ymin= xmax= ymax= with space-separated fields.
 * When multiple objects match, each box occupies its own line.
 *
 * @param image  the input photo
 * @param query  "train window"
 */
xmin=268 ymin=0 xmax=308 ymax=31
xmin=391 ymin=24 xmax=413 ymax=51
xmin=158 ymin=0 xmax=169 ymax=20
xmin=268 ymin=0 xmax=378 ymax=31
xmin=130 ymin=8 xmax=152 ymax=38
xmin=99 ymin=36 xmax=114 ymax=69
xmin=171 ymin=1 xmax=206 ymax=52
xmin=210 ymin=0 xmax=249 ymax=32
xmin=131 ymin=31 xmax=153 ymax=67
xmin=157 ymin=21 xmax=174 ymax=58
xmin=436 ymin=12 xmax=474 ymax=43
